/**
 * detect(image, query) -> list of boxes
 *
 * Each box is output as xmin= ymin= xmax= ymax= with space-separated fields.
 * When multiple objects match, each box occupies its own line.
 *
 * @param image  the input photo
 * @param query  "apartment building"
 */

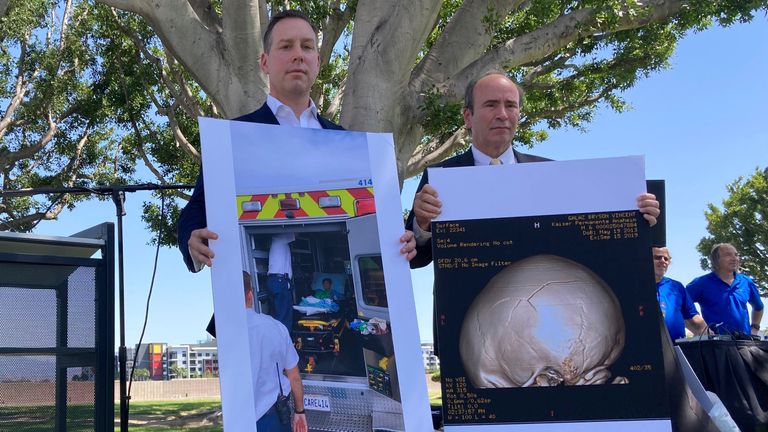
xmin=122 ymin=340 xmax=218 ymax=380
xmin=421 ymin=342 xmax=439 ymax=371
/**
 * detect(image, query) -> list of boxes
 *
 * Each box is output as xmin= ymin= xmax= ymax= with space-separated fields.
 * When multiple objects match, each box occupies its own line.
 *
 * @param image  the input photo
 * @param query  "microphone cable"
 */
xmin=127 ymin=191 xmax=168 ymax=402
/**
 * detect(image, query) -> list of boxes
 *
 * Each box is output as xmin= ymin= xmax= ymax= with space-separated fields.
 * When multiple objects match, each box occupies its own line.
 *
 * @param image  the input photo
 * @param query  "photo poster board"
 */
xmin=198 ymin=118 xmax=432 ymax=432
xmin=428 ymin=156 xmax=672 ymax=432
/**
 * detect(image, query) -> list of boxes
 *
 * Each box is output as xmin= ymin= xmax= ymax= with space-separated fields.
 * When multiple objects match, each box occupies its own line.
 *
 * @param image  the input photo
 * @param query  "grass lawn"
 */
xmin=0 ymin=400 xmax=223 ymax=431
xmin=7 ymin=398 xmax=445 ymax=431
xmin=115 ymin=399 xmax=222 ymax=431
xmin=0 ymin=404 xmax=94 ymax=432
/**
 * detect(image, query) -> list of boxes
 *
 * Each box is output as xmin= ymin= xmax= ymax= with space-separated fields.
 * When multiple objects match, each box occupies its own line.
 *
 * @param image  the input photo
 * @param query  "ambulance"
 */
xmin=237 ymin=181 xmax=405 ymax=431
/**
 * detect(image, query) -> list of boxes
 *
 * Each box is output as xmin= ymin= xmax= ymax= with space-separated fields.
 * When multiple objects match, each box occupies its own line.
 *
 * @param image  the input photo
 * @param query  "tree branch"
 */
xmin=0 ymin=0 xmax=9 ymax=19
xmin=220 ymin=0 xmax=265 ymax=114
xmin=109 ymin=8 xmax=205 ymax=121
xmin=61 ymin=128 xmax=91 ymax=186
xmin=138 ymin=121 xmax=191 ymax=200
xmin=109 ymin=10 xmax=181 ymax=104
xmin=1 ymin=211 xmax=56 ymax=231
xmin=163 ymin=101 xmax=201 ymax=160
xmin=521 ymin=51 xmax=578 ymax=87
xmin=324 ymin=76 xmax=346 ymax=120
xmin=319 ymin=1 xmax=354 ymax=67
xmin=97 ymin=0 xmax=237 ymax=114
xmin=134 ymin=131 xmax=169 ymax=185
xmin=95 ymin=0 xmax=152 ymax=15
xmin=0 ymin=74 xmax=26 ymax=140
xmin=58 ymin=0 xmax=73 ymax=53
xmin=522 ymin=85 xmax=617 ymax=125
xmin=258 ymin=0 xmax=269 ymax=35
xmin=406 ymin=127 xmax=469 ymax=178
xmin=447 ymin=0 xmax=686 ymax=100
xmin=0 ymin=33 xmax=32 ymax=140
xmin=3 ymin=113 xmax=59 ymax=166
xmin=221 ymin=0 xmax=261 ymax=67
xmin=412 ymin=0 xmax=527 ymax=91
xmin=165 ymin=51 xmax=205 ymax=118
xmin=342 ymin=0 xmax=442 ymax=130
xmin=188 ymin=0 xmax=222 ymax=32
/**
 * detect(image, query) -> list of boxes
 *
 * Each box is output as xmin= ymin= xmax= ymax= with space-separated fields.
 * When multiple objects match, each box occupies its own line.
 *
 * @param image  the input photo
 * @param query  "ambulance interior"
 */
xmin=246 ymin=222 xmax=389 ymax=379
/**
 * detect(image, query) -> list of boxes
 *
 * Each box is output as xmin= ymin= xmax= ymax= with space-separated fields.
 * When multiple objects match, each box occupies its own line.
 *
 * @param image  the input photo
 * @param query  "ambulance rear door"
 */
xmin=346 ymin=213 xmax=401 ymax=403
xmin=346 ymin=213 xmax=388 ymax=320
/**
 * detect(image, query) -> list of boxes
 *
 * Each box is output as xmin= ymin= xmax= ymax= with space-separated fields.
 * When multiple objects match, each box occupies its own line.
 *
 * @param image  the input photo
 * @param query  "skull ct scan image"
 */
xmin=459 ymin=254 xmax=628 ymax=388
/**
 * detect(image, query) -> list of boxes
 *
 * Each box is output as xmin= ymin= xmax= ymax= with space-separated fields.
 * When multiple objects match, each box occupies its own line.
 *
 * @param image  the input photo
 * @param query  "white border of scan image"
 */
xmin=429 ymin=156 xmax=672 ymax=432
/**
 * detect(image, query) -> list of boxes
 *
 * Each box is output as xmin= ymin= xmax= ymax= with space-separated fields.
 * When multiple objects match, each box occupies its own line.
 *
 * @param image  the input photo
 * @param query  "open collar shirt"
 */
xmin=266 ymin=94 xmax=322 ymax=129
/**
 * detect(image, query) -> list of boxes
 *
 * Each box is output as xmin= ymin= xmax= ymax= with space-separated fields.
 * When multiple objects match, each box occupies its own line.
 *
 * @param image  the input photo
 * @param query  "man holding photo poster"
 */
xmin=181 ymin=10 xmax=430 ymax=431
xmin=407 ymin=72 xmax=724 ymax=431
xmin=405 ymin=71 xmax=660 ymax=351
xmin=177 ymin=10 xmax=417 ymax=335
xmin=179 ymin=10 xmax=342 ymax=274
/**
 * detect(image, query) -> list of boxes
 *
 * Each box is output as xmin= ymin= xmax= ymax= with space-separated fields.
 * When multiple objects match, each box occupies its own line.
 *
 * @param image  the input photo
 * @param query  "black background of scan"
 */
xmin=433 ymin=211 xmax=670 ymax=425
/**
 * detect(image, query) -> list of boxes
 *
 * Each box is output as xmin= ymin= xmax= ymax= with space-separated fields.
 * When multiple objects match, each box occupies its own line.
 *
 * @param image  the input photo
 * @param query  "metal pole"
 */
xmin=112 ymin=190 xmax=129 ymax=432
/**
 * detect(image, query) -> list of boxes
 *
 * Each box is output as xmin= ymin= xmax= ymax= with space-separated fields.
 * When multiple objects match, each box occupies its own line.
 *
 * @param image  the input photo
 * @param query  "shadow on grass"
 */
xmin=1 ymin=400 xmax=223 ymax=431
xmin=0 ymin=404 xmax=94 ymax=432
xmin=114 ymin=399 xmax=223 ymax=431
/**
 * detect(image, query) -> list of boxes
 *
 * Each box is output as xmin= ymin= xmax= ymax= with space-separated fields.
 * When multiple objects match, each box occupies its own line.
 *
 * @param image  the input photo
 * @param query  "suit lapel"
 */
xmin=441 ymin=148 xmax=474 ymax=167
xmin=514 ymin=148 xmax=548 ymax=163
xmin=232 ymin=102 xmax=279 ymax=125
xmin=456 ymin=149 xmax=475 ymax=167
xmin=318 ymin=116 xmax=343 ymax=130
xmin=236 ymin=101 xmax=345 ymax=131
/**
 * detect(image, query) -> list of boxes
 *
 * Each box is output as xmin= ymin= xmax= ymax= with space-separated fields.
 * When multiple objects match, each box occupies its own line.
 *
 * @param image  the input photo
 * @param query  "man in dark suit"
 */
xmin=178 ymin=10 xmax=341 ymax=273
xmin=178 ymin=10 xmax=416 ymax=273
xmin=406 ymin=71 xmax=660 ymax=350
xmin=178 ymin=10 xmax=416 ymax=336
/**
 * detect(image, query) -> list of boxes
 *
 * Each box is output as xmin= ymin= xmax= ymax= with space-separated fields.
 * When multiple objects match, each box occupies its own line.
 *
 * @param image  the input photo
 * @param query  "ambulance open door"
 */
xmin=346 ymin=213 xmax=400 ymax=402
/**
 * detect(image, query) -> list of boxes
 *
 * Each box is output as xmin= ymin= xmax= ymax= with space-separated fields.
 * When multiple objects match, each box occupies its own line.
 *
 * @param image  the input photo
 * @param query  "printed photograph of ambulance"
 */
xmin=236 ymin=180 xmax=405 ymax=432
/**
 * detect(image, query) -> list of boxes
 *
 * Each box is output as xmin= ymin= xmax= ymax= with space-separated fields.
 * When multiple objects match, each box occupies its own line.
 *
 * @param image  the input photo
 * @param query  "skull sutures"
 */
xmin=459 ymin=254 xmax=626 ymax=388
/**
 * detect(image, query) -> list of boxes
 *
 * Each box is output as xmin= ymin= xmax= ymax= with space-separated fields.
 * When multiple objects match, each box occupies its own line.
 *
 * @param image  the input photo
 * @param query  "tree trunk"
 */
xmin=96 ymin=0 xmax=708 ymax=182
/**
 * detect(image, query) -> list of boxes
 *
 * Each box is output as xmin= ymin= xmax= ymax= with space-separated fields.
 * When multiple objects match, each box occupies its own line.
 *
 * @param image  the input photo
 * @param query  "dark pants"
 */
xmin=257 ymin=404 xmax=291 ymax=432
xmin=267 ymin=273 xmax=293 ymax=332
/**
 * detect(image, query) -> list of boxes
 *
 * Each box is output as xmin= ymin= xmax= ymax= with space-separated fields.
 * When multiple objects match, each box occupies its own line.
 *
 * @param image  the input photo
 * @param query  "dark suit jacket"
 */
xmin=177 ymin=102 xmax=344 ymax=273
xmin=405 ymin=147 xmax=550 ymax=269
xmin=404 ymin=146 xmax=550 ymax=352
xmin=176 ymin=102 xmax=343 ymax=338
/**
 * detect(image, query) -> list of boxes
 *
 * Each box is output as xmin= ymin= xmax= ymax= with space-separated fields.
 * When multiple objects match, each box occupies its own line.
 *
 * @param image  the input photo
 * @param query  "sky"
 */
xmin=29 ymin=17 xmax=768 ymax=346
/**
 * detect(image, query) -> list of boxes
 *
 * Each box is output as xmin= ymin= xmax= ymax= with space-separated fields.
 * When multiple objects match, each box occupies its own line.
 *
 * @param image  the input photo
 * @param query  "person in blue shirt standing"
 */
xmin=653 ymin=246 xmax=708 ymax=340
xmin=687 ymin=243 xmax=764 ymax=336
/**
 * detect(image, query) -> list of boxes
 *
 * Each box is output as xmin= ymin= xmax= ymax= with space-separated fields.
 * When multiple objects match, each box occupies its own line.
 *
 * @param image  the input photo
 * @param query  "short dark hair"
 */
xmin=263 ymin=10 xmax=319 ymax=53
xmin=322 ymin=278 xmax=332 ymax=285
xmin=464 ymin=70 xmax=524 ymax=114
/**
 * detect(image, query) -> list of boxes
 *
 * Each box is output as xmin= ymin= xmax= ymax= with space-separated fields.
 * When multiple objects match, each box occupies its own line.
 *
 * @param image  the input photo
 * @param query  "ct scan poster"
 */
xmin=429 ymin=156 xmax=672 ymax=432
xmin=198 ymin=118 xmax=431 ymax=432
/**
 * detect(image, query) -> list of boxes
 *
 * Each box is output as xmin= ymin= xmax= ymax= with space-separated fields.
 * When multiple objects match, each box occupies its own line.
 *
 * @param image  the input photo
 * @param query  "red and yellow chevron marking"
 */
xmin=237 ymin=187 xmax=375 ymax=221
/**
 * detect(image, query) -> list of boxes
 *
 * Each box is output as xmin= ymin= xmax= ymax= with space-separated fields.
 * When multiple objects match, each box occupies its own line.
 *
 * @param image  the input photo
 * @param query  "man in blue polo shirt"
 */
xmin=653 ymin=246 xmax=708 ymax=339
xmin=687 ymin=243 xmax=764 ymax=336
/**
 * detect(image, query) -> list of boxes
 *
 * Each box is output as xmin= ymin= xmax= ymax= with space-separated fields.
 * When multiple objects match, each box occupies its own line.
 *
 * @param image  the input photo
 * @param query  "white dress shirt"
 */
xmin=266 ymin=94 xmax=322 ymax=129
xmin=268 ymin=233 xmax=296 ymax=278
xmin=470 ymin=145 xmax=517 ymax=166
